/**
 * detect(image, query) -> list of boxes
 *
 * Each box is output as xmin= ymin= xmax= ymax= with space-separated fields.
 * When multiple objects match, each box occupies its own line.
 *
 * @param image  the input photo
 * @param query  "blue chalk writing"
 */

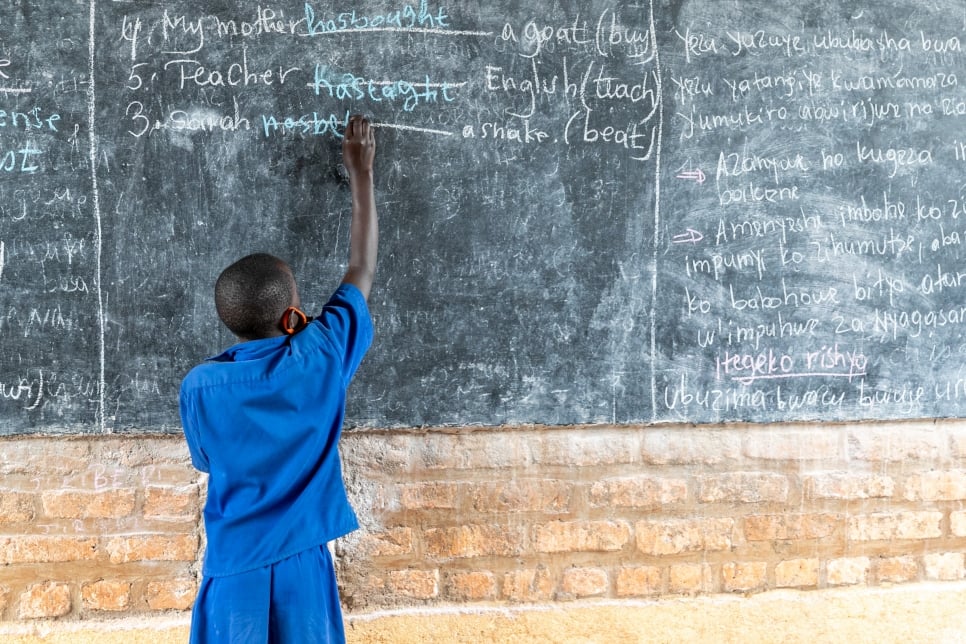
xmin=312 ymin=65 xmax=458 ymax=112
xmin=304 ymin=1 xmax=449 ymax=35
xmin=0 ymin=142 xmax=43 ymax=173
xmin=0 ymin=106 xmax=60 ymax=132
xmin=260 ymin=110 xmax=350 ymax=138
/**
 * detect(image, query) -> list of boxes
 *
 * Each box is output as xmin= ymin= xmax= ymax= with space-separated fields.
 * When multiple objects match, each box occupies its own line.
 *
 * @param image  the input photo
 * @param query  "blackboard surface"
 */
xmin=2 ymin=0 xmax=965 ymax=433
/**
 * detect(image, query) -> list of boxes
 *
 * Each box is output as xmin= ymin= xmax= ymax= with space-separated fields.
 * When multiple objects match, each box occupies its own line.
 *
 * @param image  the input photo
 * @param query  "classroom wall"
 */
xmin=0 ymin=437 xmax=200 ymax=619
xmin=337 ymin=421 xmax=966 ymax=606
xmin=3 ymin=421 xmax=966 ymax=641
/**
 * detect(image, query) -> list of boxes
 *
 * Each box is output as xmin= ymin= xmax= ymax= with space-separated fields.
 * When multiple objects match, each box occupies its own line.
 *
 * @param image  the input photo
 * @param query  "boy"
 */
xmin=179 ymin=115 xmax=377 ymax=643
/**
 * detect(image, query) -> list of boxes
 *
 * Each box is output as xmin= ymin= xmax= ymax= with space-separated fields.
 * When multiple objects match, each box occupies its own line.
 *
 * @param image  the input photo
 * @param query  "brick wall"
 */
xmin=2 ymin=421 xmax=966 ymax=626
xmin=336 ymin=421 xmax=966 ymax=607
xmin=0 ymin=437 xmax=201 ymax=620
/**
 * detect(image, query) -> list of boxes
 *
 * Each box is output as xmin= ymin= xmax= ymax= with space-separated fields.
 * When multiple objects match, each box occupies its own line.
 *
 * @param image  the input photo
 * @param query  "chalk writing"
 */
xmin=661 ymin=0 xmax=966 ymax=423
xmin=312 ymin=67 xmax=459 ymax=111
xmin=304 ymin=2 xmax=451 ymax=35
xmin=3 ymin=0 xmax=966 ymax=431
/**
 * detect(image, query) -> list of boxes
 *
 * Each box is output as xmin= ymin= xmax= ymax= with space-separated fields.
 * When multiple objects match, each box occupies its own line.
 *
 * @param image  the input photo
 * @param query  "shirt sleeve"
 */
xmin=314 ymin=283 xmax=374 ymax=385
xmin=179 ymin=380 xmax=211 ymax=473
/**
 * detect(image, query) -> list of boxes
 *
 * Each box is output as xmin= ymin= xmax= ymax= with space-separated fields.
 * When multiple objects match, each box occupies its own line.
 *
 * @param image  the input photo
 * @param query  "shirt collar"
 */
xmin=207 ymin=334 xmax=289 ymax=362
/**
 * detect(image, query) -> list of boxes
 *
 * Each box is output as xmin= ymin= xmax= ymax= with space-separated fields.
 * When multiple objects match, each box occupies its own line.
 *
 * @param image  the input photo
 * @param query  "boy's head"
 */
xmin=215 ymin=253 xmax=300 ymax=341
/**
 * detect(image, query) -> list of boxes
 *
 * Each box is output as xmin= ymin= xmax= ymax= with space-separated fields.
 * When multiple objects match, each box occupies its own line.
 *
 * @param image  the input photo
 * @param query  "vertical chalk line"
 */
xmin=648 ymin=0 xmax=664 ymax=423
xmin=89 ymin=0 xmax=107 ymax=432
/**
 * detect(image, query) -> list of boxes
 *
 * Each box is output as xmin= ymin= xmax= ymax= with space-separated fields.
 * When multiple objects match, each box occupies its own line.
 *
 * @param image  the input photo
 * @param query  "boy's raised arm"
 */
xmin=340 ymin=115 xmax=378 ymax=300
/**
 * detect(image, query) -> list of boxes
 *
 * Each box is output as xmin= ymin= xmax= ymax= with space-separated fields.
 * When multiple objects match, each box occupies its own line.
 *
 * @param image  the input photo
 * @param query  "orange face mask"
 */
xmin=280 ymin=306 xmax=310 ymax=335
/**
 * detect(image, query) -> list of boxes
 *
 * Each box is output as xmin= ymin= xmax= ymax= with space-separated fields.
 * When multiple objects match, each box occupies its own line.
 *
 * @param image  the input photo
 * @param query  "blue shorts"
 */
xmin=190 ymin=544 xmax=345 ymax=644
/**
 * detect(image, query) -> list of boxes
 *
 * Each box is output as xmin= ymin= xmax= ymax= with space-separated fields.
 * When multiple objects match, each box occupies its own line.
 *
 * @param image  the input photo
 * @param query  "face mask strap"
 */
xmin=280 ymin=306 xmax=309 ymax=335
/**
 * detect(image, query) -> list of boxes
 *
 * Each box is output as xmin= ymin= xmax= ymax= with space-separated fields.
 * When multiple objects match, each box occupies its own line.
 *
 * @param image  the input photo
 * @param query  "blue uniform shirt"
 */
xmin=180 ymin=283 xmax=372 ymax=578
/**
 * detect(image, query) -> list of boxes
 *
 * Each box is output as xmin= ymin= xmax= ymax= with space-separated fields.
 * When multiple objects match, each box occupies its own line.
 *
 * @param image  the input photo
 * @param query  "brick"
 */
xmin=560 ymin=567 xmax=608 ymax=598
xmin=143 ymin=485 xmax=199 ymax=519
xmin=341 ymin=434 xmax=413 ymax=475
xmin=42 ymin=489 xmax=136 ymax=519
xmin=18 ymin=582 xmax=71 ymax=619
xmin=419 ymin=432 xmax=527 ymax=470
xmin=139 ymin=464 xmax=198 ymax=486
xmin=722 ymin=562 xmax=767 ymax=592
xmin=398 ymin=482 xmax=460 ymax=510
xmin=445 ymin=571 xmax=496 ymax=601
xmin=0 ymin=442 xmax=41 ymax=475
xmin=697 ymin=472 xmax=789 ymax=504
xmin=0 ymin=491 xmax=36 ymax=523
xmin=352 ymin=574 xmax=388 ymax=598
xmin=635 ymin=518 xmax=733 ymax=556
xmin=105 ymin=534 xmax=199 ymax=563
xmin=951 ymin=511 xmax=966 ymax=537
xmin=895 ymin=512 xmax=944 ymax=540
xmin=411 ymin=433 xmax=461 ymax=471
xmin=82 ymin=580 xmax=131 ymax=611
xmin=533 ymin=520 xmax=630 ymax=553
xmin=950 ymin=426 xmax=966 ymax=459
xmin=847 ymin=512 xmax=943 ymax=542
xmin=0 ymin=536 xmax=98 ymax=564
xmin=668 ymin=564 xmax=713 ymax=594
xmin=105 ymin=438 xmax=192 ymax=467
xmin=743 ymin=430 xmax=841 ymax=461
xmin=775 ymin=559 xmax=819 ymax=588
xmin=423 ymin=524 xmax=524 ymax=559
xmin=642 ymin=430 xmax=741 ymax=465
xmin=370 ymin=482 xmax=402 ymax=515
xmin=876 ymin=556 xmax=920 ymax=584
xmin=616 ymin=566 xmax=662 ymax=597
xmin=904 ymin=470 xmax=966 ymax=501
xmin=827 ymin=557 xmax=870 ymax=586
xmin=469 ymin=479 xmax=572 ymax=514
xmin=849 ymin=428 xmax=945 ymax=462
xmin=533 ymin=430 xmax=640 ymax=467
xmin=0 ymin=440 xmax=90 ymax=475
xmin=62 ymin=466 xmax=130 ymax=492
xmin=744 ymin=514 xmax=840 ymax=541
xmin=357 ymin=528 xmax=415 ymax=557
xmin=803 ymin=472 xmax=894 ymax=500
xmin=142 ymin=439 xmax=194 ymax=463
xmin=387 ymin=569 xmax=438 ymax=599
xmin=588 ymin=476 xmax=687 ymax=509
xmin=924 ymin=553 xmax=965 ymax=581
xmin=502 ymin=567 xmax=553 ymax=602
xmin=145 ymin=579 xmax=198 ymax=610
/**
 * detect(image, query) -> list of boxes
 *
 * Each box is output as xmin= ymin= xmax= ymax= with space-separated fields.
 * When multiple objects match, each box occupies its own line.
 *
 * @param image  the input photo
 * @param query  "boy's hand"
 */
xmin=343 ymin=115 xmax=375 ymax=178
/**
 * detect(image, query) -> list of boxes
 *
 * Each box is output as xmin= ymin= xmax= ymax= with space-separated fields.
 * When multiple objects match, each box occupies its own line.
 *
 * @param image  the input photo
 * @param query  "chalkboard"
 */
xmin=2 ymin=0 xmax=966 ymax=433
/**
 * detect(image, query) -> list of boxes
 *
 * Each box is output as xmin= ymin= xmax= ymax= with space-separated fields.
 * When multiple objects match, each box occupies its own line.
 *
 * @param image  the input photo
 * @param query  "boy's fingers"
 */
xmin=344 ymin=114 xmax=374 ymax=147
xmin=348 ymin=115 xmax=372 ymax=139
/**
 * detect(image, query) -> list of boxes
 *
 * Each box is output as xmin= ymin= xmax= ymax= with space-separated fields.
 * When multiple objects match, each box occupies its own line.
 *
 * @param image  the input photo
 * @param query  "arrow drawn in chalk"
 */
xmin=671 ymin=229 xmax=704 ymax=244
xmin=675 ymin=168 xmax=705 ymax=183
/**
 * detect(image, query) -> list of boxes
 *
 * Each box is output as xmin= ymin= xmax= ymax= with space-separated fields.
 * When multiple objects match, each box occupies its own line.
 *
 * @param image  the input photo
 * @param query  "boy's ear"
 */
xmin=280 ymin=307 xmax=309 ymax=335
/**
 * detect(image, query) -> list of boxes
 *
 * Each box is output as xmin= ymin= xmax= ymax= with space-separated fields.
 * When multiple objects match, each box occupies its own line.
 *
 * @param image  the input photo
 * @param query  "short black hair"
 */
xmin=215 ymin=253 xmax=295 ymax=340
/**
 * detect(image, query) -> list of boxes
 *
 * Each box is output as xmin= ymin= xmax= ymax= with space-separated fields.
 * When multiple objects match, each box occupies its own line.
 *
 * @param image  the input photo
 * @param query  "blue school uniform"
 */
xmin=179 ymin=283 xmax=373 ymax=644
